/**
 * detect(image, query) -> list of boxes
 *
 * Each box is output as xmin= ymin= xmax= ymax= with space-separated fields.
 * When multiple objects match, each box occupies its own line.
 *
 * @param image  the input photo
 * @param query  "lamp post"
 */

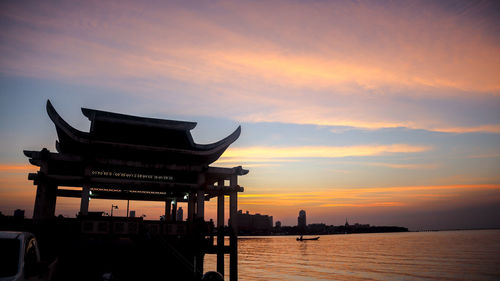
xmin=111 ymin=204 xmax=119 ymax=217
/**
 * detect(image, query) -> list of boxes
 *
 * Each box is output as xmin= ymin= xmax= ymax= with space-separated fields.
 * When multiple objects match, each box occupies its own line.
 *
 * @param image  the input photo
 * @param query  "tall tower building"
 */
xmin=297 ymin=210 xmax=306 ymax=228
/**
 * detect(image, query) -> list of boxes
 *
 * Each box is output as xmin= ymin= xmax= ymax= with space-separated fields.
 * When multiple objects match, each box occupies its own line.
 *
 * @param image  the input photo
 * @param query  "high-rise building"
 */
xmin=298 ymin=210 xmax=306 ymax=228
xmin=177 ymin=207 xmax=184 ymax=221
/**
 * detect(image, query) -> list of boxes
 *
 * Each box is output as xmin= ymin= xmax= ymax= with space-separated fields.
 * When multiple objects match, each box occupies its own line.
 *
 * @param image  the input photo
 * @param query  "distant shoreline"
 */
xmin=235 ymin=227 xmax=500 ymax=237
xmin=411 ymin=227 xmax=500 ymax=232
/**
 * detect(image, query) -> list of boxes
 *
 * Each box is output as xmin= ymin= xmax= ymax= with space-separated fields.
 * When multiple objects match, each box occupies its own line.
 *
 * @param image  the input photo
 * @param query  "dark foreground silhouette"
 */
xmin=1 ymin=217 xmax=213 ymax=281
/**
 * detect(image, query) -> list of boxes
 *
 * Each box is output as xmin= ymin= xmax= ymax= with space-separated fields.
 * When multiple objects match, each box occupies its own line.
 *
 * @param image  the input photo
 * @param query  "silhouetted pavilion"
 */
xmin=24 ymin=100 xmax=247 ymax=280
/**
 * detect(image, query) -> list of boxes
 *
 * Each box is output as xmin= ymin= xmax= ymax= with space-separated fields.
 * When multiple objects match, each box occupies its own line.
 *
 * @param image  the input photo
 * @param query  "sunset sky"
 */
xmin=1 ymin=0 xmax=499 ymax=230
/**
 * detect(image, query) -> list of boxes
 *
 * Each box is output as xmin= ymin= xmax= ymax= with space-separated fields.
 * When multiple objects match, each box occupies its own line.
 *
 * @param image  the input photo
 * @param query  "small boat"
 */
xmin=296 ymin=236 xmax=320 ymax=241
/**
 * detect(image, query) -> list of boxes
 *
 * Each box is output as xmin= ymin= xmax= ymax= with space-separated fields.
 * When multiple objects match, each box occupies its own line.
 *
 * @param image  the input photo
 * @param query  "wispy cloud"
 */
xmin=0 ymin=0 xmax=499 ymax=132
xmin=467 ymin=153 xmax=500 ymax=159
xmin=365 ymin=162 xmax=439 ymax=170
xmin=432 ymin=125 xmax=500 ymax=134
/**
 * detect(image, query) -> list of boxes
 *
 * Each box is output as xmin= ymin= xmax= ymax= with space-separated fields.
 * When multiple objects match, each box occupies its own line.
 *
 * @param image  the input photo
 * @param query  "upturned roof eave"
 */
xmin=45 ymin=100 xmax=240 ymax=163
xmin=46 ymin=100 xmax=90 ymax=144
xmin=193 ymin=126 xmax=241 ymax=151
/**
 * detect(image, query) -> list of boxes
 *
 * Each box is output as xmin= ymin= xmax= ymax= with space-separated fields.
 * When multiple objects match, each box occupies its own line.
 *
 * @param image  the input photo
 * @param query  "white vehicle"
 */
xmin=0 ymin=232 xmax=47 ymax=281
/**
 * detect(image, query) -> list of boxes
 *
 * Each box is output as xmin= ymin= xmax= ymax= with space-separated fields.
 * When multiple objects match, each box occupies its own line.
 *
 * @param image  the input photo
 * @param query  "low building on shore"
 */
xmin=237 ymin=210 xmax=273 ymax=235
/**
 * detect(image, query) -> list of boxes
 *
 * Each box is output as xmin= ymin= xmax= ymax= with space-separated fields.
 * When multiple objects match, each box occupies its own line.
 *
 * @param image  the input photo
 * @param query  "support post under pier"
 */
xmin=229 ymin=175 xmax=238 ymax=281
xmin=217 ymin=180 xmax=225 ymax=276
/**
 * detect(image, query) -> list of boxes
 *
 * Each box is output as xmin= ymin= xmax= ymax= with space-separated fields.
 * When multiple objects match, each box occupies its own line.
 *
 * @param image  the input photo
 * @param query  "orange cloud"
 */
xmin=319 ymin=202 xmax=405 ymax=208
xmin=214 ymin=158 xmax=298 ymax=168
xmin=237 ymin=184 xmax=500 ymax=209
xmin=220 ymin=144 xmax=431 ymax=160
xmin=0 ymin=164 xmax=36 ymax=172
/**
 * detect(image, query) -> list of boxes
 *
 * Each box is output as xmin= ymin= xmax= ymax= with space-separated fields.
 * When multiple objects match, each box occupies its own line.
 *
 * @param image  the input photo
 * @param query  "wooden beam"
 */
xmin=205 ymin=245 xmax=232 ymax=254
xmin=57 ymin=189 xmax=191 ymax=202
xmin=205 ymin=185 xmax=244 ymax=196
xmin=24 ymin=150 xmax=206 ymax=171
xmin=27 ymin=172 xmax=200 ymax=191
xmin=207 ymin=166 xmax=248 ymax=176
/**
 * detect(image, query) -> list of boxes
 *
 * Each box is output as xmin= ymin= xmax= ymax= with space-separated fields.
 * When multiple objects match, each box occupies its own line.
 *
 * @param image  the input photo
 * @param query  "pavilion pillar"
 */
xmin=33 ymin=183 xmax=57 ymax=220
xmin=80 ymin=184 xmax=90 ymax=216
xmin=33 ymin=160 xmax=57 ymax=220
xmin=47 ymin=184 xmax=57 ymax=218
xmin=194 ymin=190 xmax=206 ymax=276
xmin=196 ymin=190 xmax=205 ymax=220
xmin=80 ymin=165 xmax=91 ymax=216
xmin=196 ymin=173 xmax=206 ymax=220
xmin=188 ymin=192 xmax=195 ymax=221
xmin=194 ymin=173 xmax=206 ymax=277
xmin=217 ymin=179 xmax=225 ymax=276
xmin=33 ymin=183 xmax=44 ymax=220
xmin=165 ymin=199 xmax=172 ymax=221
xmin=172 ymin=200 xmax=177 ymax=222
xmin=229 ymin=175 xmax=238 ymax=281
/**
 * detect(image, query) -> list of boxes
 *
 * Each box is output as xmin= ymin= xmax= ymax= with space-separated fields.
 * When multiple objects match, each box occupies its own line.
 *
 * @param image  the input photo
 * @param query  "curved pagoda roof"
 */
xmin=46 ymin=100 xmax=240 ymax=165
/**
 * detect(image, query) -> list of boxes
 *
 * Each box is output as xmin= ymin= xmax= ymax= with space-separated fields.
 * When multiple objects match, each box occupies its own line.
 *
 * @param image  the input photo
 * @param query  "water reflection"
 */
xmin=205 ymin=230 xmax=500 ymax=280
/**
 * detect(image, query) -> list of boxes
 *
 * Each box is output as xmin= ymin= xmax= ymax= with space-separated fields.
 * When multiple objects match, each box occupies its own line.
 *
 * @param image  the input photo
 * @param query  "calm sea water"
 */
xmin=204 ymin=230 xmax=500 ymax=280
